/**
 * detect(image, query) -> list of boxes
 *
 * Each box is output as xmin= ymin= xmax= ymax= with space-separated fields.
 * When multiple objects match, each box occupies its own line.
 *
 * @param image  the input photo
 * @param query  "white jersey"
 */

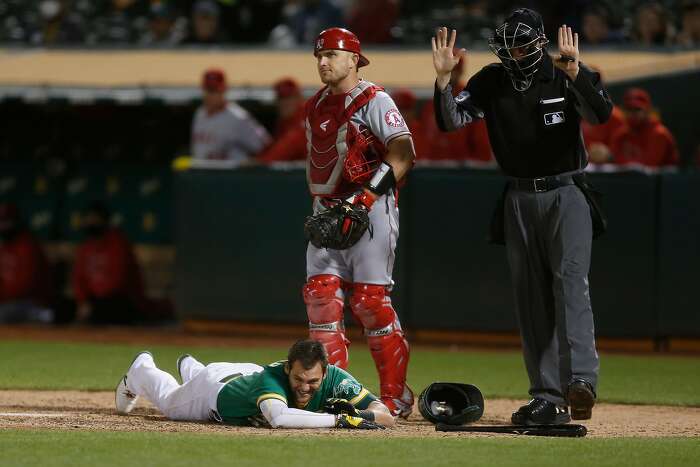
xmin=191 ymin=103 xmax=271 ymax=163
xmin=305 ymin=82 xmax=412 ymax=285
xmin=349 ymin=89 xmax=412 ymax=148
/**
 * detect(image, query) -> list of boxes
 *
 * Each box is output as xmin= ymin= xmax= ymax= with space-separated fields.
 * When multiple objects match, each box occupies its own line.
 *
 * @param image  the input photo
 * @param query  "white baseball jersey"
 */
xmin=306 ymin=82 xmax=411 ymax=285
xmin=191 ymin=103 xmax=271 ymax=163
xmin=349 ymin=89 xmax=412 ymax=148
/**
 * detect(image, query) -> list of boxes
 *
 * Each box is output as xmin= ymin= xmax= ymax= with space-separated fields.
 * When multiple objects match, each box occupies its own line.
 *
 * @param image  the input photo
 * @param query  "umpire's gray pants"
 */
xmin=504 ymin=184 xmax=599 ymax=406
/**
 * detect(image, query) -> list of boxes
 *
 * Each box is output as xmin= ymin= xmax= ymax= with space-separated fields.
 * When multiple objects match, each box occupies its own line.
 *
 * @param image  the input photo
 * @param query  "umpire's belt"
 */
xmin=509 ymin=174 xmax=576 ymax=193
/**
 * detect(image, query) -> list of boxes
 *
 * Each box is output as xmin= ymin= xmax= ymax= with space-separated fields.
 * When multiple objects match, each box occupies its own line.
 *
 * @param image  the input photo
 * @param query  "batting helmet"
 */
xmin=314 ymin=28 xmax=369 ymax=67
xmin=418 ymin=382 xmax=484 ymax=425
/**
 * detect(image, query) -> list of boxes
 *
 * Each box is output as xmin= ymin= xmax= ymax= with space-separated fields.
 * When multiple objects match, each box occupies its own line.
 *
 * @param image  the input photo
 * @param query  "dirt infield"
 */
xmin=1 ymin=390 xmax=698 ymax=438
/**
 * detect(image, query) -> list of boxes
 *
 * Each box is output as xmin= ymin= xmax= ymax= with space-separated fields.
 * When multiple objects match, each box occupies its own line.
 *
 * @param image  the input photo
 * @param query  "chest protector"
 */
xmin=305 ymin=81 xmax=385 ymax=197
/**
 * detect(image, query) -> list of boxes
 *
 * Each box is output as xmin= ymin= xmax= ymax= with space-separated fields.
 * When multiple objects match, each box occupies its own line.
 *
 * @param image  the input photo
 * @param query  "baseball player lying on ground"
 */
xmin=115 ymin=339 xmax=393 ymax=429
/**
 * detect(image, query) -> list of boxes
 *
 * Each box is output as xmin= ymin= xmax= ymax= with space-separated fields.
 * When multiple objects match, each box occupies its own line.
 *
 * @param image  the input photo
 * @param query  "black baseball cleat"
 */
xmin=511 ymin=398 xmax=571 ymax=425
xmin=567 ymin=379 xmax=596 ymax=420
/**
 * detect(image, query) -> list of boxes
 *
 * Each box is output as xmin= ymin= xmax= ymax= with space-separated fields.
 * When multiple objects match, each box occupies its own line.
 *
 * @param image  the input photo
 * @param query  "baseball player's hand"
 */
xmin=324 ymin=398 xmax=360 ymax=416
xmin=432 ymin=27 xmax=467 ymax=91
xmin=341 ymin=193 xmax=374 ymax=236
xmin=336 ymin=414 xmax=385 ymax=430
xmin=554 ymin=25 xmax=580 ymax=80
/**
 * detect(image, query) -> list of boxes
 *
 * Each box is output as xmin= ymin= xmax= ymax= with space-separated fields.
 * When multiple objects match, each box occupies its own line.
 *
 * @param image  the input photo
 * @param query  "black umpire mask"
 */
xmin=488 ymin=8 xmax=549 ymax=91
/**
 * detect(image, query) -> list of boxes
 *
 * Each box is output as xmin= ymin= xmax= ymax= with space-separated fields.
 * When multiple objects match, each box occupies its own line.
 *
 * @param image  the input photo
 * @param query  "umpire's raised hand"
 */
xmin=554 ymin=24 xmax=580 ymax=80
xmin=431 ymin=27 xmax=467 ymax=90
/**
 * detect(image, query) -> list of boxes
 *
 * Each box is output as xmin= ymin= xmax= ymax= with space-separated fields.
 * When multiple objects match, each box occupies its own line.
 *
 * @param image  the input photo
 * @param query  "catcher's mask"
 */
xmin=488 ymin=8 xmax=548 ymax=91
xmin=418 ymin=382 xmax=484 ymax=425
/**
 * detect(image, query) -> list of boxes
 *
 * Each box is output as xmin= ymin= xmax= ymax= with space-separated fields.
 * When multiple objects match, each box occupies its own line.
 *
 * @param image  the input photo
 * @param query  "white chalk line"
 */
xmin=0 ymin=412 xmax=68 ymax=418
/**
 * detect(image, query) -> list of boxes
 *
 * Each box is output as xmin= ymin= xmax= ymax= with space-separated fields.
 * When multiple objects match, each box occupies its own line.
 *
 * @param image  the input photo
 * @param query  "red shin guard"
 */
xmin=303 ymin=274 xmax=349 ymax=368
xmin=350 ymin=284 xmax=410 ymax=401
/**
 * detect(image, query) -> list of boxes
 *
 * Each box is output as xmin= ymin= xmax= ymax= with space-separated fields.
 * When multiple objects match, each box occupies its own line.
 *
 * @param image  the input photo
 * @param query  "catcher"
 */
xmin=302 ymin=27 xmax=417 ymax=418
xmin=116 ymin=339 xmax=392 ymax=429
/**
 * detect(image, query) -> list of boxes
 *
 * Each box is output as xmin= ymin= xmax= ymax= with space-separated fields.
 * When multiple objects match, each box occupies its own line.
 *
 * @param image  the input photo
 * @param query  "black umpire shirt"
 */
xmin=434 ymin=54 xmax=613 ymax=178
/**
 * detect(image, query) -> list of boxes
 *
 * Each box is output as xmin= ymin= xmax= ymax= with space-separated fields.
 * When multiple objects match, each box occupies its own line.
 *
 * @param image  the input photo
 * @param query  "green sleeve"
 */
xmin=255 ymin=362 xmax=291 ymax=407
xmin=327 ymin=366 xmax=378 ymax=410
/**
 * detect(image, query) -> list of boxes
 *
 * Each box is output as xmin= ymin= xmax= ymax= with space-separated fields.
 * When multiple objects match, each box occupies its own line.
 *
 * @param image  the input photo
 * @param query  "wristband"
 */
xmin=366 ymin=162 xmax=396 ymax=196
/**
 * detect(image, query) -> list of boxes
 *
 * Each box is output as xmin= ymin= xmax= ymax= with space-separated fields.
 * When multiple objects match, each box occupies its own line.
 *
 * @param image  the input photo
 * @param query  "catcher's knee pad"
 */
xmin=350 ymin=284 xmax=410 ymax=400
xmin=303 ymin=274 xmax=349 ymax=368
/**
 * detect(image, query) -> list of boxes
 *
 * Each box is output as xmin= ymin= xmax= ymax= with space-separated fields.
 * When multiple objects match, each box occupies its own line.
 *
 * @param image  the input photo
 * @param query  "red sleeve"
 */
xmin=406 ymin=120 xmax=429 ymax=159
xmin=0 ymin=237 xmax=39 ymax=300
xmin=465 ymin=119 xmax=494 ymax=162
xmin=663 ymin=129 xmax=680 ymax=166
xmin=605 ymin=107 xmax=627 ymax=146
xmin=95 ymin=232 xmax=131 ymax=296
xmin=257 ymin=126 xmax=307 ymax=163
xmin=72 ymin=244 xmax=89 ymax=303
xmin=609 ymin=127 xmax=628 ymax=164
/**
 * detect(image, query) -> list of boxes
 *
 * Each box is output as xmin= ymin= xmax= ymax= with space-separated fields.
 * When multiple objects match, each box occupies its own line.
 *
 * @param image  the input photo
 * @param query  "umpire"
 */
xmin=431 ymin=8 xmax=612 ymax=425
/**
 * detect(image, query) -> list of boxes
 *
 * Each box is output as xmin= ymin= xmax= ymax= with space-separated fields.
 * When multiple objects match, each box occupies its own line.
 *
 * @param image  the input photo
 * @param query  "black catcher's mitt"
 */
xmin=304 ymin=200 xmax=370 ymax=250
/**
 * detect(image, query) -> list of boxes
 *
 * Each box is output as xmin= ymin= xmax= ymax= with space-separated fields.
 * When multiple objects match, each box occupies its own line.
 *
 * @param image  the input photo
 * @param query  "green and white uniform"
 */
xmin=217 ymin=360 xmax=377 ymax=426
xmin=123 ymin=355 xmax=377 ymax=428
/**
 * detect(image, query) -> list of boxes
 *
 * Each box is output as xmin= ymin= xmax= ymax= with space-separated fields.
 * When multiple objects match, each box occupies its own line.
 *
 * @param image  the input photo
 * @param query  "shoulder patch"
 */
xmin=384 ymin=109 xmax=405 ymax=128
xmin=333 ymin=378 xmax=363 ymax=399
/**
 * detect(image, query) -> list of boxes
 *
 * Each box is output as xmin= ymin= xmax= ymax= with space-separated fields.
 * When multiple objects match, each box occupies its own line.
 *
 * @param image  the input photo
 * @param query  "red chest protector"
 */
xmin=305 ymin=81 xmax=385 ymax=197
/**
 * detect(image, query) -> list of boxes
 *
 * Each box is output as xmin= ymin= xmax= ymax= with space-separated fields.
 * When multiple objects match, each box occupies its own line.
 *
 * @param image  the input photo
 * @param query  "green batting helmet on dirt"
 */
xmin=418 ymin=382 xmax=484 ymax=425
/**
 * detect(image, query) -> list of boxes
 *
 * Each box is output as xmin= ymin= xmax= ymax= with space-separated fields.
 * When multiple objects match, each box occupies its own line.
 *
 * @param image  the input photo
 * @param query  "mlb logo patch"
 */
xmin=544 ymin=111 xmax=565 ymax=126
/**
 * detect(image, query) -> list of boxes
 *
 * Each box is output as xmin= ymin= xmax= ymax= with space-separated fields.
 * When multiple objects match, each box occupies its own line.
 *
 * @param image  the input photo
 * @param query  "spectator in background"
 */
xmin=580 ymin=3 xmax=624 ymax=45
xmin=183 ymin=0 xmax=230 ymax=44
xmin=346 ymin=0 xmax=399 ymax=43
xmin=257 ymin=78 xmax=307 ymax=163
xmin=271 ymin=0 xmax=345 ymax=46
xmin=191 ymin=68 xmax=271 ymax=164
xmin=0 ymin=203 xmax=53 ymax=323
xmin=93 ymin=0 xmax=147 ymax=44
xmin=30 ymin=0 xmax=86 ymax=45
xmin=631 ymin=1 xmax=675 ymax=46
xmin=140 ymin=2 xmax=185 ymax=46
xmin=676 ymin=0 xmax=700 ymax=47
xmin=581 ymin=66 xmax=626 ymax=165
xmin=390 ymin=88 xmax=429 ymax=158
xmin=609 ymin=88 xmax=679 ymax=170
xmin=72 ymin=202 xmax=146 ymax=324
xmin=272 ymin=78 xmax=305 ymax=138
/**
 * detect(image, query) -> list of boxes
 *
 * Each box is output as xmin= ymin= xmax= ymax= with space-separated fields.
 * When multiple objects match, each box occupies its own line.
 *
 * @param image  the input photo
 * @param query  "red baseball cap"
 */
xmin=623 ymin=88 xmax=651 ymax=110
xmin=202 ymin=68 xmax=227 ymax=92
xmin=274 ymin=78 xmax=301 ymax=99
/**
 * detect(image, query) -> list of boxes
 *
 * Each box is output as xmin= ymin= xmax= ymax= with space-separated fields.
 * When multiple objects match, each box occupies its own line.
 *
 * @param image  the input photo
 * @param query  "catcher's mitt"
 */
xmin=304 ymin=200 xmax=370 ymax=250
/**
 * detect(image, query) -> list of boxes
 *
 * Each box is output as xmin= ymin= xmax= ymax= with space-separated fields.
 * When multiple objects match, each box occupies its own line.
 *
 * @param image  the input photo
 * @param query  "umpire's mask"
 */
xmin=488 ymin=8 xmax=548 ymax=92
xmin=418 ymin=382 xmax=484 ymax=425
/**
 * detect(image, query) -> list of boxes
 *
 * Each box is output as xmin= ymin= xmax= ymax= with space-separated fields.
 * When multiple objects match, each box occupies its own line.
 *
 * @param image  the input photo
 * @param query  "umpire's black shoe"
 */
xmin=567 ymin=379 xmax=596 ymax=420
xmin=511 ymin=398 xmax=571 ymax=425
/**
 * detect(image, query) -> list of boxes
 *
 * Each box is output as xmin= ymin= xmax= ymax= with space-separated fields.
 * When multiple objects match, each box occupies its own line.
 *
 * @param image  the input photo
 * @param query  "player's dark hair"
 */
xmin=287 ymin=339 xmax=329 ymax=372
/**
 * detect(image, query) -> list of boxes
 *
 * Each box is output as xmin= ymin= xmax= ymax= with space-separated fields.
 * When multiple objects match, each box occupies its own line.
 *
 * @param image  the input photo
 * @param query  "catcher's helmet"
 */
xmin=488 ymin=8 xmax=548 ymax=91
xmin=314 ymin=27 xmax=369 ymax=67
xmin=418 ymin=382 xmax=484 ymax=425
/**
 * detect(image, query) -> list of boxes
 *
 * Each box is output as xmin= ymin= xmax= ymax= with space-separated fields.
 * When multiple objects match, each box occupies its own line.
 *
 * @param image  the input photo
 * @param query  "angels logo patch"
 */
xmin=384 ymin=109 xmax=405 ymax=127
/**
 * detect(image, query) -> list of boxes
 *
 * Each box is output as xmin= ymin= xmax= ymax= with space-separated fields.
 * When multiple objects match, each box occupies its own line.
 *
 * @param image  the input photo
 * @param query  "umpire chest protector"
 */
xmin=305 ymin=81 xmax=384 ymax=197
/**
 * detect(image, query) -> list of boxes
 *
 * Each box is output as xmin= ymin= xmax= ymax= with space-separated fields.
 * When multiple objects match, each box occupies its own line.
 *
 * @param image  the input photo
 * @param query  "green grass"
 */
xmin=1 ymin=430 xmax=698 ymax=467
xmin=1 ymin=340 xmax=699 ymax=406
